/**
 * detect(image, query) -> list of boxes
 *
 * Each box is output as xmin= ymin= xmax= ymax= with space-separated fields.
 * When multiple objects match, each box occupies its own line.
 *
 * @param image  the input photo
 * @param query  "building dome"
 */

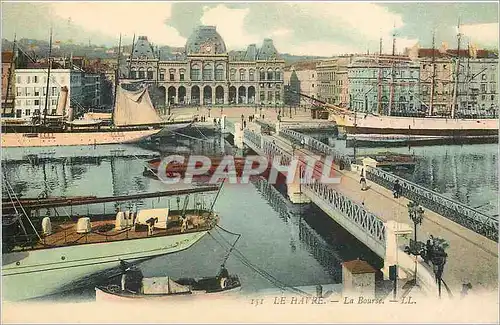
xmin=185 ymin=26 xmax=227 ymax=55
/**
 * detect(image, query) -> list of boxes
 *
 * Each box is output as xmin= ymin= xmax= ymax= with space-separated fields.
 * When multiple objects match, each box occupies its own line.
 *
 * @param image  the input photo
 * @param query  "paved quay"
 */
xmin=260 ymin=127 xmax=497 ymax=295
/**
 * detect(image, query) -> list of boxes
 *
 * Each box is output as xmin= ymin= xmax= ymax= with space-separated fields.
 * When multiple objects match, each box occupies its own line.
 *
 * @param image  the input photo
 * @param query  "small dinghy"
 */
xmin=95 ymin=262 xmax=241 ymax=301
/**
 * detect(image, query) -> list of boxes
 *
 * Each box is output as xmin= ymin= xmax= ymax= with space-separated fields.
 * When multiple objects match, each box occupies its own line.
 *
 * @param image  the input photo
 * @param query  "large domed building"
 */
xmin=127 ymin=25 xmax=284 ymax=107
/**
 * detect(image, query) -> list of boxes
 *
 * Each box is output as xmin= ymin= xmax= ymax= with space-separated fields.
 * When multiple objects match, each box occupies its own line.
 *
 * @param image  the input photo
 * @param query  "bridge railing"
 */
xmin=243 ymin=129 xmax=262 ymax=150
xmin=365 ymin=166 xmax=499 ymax=242
xmin=254 ymin=120 xmax=276 ymax=132
xmin=225 ymin=120 xmax=235 ymax=134
xmin=304 ymin=178 xmax=386 ymax=249
xmin=279 ymin=129 xmax=353 ymax=170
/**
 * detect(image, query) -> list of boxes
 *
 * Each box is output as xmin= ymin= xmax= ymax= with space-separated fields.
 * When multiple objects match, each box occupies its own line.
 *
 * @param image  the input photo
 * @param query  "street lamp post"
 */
xmin=408 ymin=201 xmax=425 ymax=285
xmin=430 ymin=237 xmax=448 ymax=298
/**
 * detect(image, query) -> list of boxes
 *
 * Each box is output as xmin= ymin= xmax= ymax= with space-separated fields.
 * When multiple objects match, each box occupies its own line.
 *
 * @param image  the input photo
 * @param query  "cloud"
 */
xmin=461 ymin=23 xmax=499 ymax=47
xmin=200 ymin=4 xmax=260 ymax=50
xmin=280 ymin=41 xmax=360 ymax=56
xmin=51 ymin=3 xmax=186 ymax=46
xmin=291 ymin=3 xmax=403 ymax=41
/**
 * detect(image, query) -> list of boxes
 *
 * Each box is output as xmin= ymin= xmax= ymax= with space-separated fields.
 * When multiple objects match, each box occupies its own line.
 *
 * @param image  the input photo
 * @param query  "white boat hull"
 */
xmin=1 ymin=129 xmax=160 ymax=148
xmin=2 ymin=231 xmax=208 ymax=301
xmin=94 ymin=285 xmax=242 ymax=302
xmin=333 ymin=114 xmax=499 ymax=136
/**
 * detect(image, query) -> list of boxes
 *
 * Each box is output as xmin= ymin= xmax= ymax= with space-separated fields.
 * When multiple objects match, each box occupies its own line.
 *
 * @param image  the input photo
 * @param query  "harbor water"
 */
xmin=2 ymin=133 xmax=382 ymax=302
xmin=310 ymin=133 xmax=499 ymax=217
xmin=2 ymin=130 xmax=497 ymax=301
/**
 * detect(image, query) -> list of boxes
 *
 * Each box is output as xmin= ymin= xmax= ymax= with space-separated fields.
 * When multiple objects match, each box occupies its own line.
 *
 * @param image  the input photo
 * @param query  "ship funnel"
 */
xmin=56 ymin=86 xmax=69 ymax=119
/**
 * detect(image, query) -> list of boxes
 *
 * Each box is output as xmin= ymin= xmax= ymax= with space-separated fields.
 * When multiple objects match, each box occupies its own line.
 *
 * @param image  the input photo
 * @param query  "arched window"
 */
xmin=147 ymin=67 xmax=154 ymax=80
xmin=159 ymin=69 xmax=165 ymax=81
xmin=203 ymin=64 xmax=213 ymax=81
xmin=179 ymin=69 xmax=186 ymax=81
xmin=130 ymin=68 xmax=137 ymax=79
xmin=190 ymin=64 xmax=201 ymax=81
xmin=138 ymin=67 xmax=145 ymax=79
xmin=275 ymin=68 xmax=281 ymax=81
xmin=215 ymin=64 xmax=224 ymax=81
xmin=267 ymin=68 xmax=274 ymax=80
xmin=230 ymin=69 xmax=236 ymax=81
xmin=249 ymin=69 xmax=255 ymax=81
xmin=259 ymin=68 xmax=265 ymax=81
xmin=239 ymin=69 xmax=246 ymax=81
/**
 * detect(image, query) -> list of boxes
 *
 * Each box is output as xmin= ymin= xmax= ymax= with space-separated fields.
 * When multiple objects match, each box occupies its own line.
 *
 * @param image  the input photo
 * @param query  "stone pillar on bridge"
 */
xmin=287 ymin=162 xmax=311 ymax=204
xmin=275 ymin=121 xmax=281 ymax=135
xmin=342 ymin=259 xmax=376 ymax=299
xmin=221 ymin=115 xmax=227 ymax=131
xmin=234 ymin=122 xmax=244 ymax=149
xmin=383 ymin=220 xmax=413 ymax=280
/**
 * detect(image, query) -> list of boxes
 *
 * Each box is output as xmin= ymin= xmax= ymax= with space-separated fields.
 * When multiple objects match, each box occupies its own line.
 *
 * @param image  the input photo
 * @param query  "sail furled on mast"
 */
xmin=113 ymin=85 xmax=162 ymax=127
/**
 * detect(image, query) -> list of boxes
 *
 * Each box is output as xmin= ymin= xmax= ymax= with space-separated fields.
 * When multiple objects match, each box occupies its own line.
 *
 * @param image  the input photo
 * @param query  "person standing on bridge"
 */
xmin=393 ymin=180 xmax=402 ymax=198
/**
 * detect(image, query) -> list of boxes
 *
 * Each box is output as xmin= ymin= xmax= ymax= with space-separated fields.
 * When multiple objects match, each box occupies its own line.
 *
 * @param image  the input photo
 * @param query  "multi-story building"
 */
xmin=410 ymin=48 xmax=454 ymax=116
xmin=408 ymin=46 xmax=498 ymax=117
xmin=284 ymin=61 xmax=318 ymax=106
xmin=347 ymin=55 xmax=420 ymax=115
xmin=453 ymin=49 xmax=498 ymax=118
xmin=317 ymin=57 xmax=351 ymax=106
xmin=83 ymin=73 xmax=101 ymax=109
xmin=126 ymin=26 xmax=285 ymax=107
xmin=2 ymin=51 xmax=15 ymax=116
xmin=13 ymin=68 xmax=83 ymax=120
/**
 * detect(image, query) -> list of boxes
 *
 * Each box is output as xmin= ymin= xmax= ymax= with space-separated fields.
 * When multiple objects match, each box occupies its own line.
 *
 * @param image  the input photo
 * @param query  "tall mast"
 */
xmin=3 ymin=34 xmax=16 ymax=115
xmin=465 ymin=41 xmax=470 ymax=115
xmin=128 ymin=33 xmax=135 ymax=78
xmin=378 ymin=37 xmax=382 ymax=114
xmin=43 ymin=27 xmax=53 ymax=125
xmin=388 ymin=30 xmax=396 ymax=116
xmin=429 ymin=31 xmax=436 ymax=116
xmin=451 ymin=18 xmax=461 ymax=119
xmin=112 ymin=33 xmax=122 ymax=125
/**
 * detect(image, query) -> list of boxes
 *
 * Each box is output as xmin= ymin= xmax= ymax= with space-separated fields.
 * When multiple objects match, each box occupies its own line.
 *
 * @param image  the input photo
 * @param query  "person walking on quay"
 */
xmin=243 ymin=120 xmax=247 ymax=128
xmin=393 ymin=180 xmax=401 ymax=198
xmin=360 ymin=175 xmax=367 ymax=191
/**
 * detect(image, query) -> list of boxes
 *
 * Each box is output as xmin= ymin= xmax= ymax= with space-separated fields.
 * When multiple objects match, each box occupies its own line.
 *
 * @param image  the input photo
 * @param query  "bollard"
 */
xmin=316 ymin=284 xmax=323 ymax=298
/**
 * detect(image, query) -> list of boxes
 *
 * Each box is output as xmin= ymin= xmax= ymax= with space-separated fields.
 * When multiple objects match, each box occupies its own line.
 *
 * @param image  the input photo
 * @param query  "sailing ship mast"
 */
xmin=111 ymin=34 xmax=122 ymax=125
xmin=429 ymin=31 xmax=436 ymax=116
xmin=451 ymin=19 xmax=461 ymax=119
xmin=128 ymin=33 xmax=135 ymax=78
xmin=3 ymin=34 xmax=16 ymax=115
xmin=388 ymin=30 xmax=396 ymax=116
xmin=377 ymin=37 xmax=383 ymax=114
xmin=43 ymin=28 xmax=53 ymax=125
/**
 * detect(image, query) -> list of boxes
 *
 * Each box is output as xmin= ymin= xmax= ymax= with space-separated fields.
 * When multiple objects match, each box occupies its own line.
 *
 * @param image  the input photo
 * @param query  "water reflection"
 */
xmin=307 ymin=132 xmax=498 ymax=216
xmin=2 ymin=134 xmax=379 ymax=301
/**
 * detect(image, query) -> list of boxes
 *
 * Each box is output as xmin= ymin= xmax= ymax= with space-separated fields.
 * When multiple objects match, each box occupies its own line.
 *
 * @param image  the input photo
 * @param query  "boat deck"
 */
xmin=11 ymin=212 xmax=216 ymax=251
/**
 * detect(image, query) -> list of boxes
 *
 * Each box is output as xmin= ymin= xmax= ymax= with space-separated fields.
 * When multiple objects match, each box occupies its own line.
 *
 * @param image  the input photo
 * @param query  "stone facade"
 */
xmin=13 ymin=69 xmax=83 ymax=120
xmin=317 ymin=57 xmax=351 ymax=107
xmin=408 ymin=47 xmax=498 ymax=117
xmin=348 ymin=55 xmax=421 ymax=115
xmin=126 ymin=26 xmax=285 ymax=108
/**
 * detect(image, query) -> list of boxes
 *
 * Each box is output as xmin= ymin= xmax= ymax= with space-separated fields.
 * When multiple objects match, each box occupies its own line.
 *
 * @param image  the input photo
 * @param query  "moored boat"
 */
xmin=95 ymin=263 xmax=241 ymax=301
xmin=2 ymin=185 xmax=222 ymax=302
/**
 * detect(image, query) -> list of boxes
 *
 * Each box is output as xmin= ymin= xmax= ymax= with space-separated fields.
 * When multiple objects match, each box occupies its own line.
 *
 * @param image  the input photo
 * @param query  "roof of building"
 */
xmin=417 ymin=48 xmax=498 ymax=59
xmin=342 ymin=259 xmax=376 ymax=274
xmin=257 ymin=39 xmax=280 ymax=60
xmin=132 ymin=36 xmax=156 ymax=59
xmin=185 ymin=26 xmax=227 ymax=55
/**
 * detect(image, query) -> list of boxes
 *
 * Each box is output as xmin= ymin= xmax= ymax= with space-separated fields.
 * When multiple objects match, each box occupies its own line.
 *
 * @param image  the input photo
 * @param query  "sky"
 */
xmin=2 ymin=1 xmax=499 ymax=56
